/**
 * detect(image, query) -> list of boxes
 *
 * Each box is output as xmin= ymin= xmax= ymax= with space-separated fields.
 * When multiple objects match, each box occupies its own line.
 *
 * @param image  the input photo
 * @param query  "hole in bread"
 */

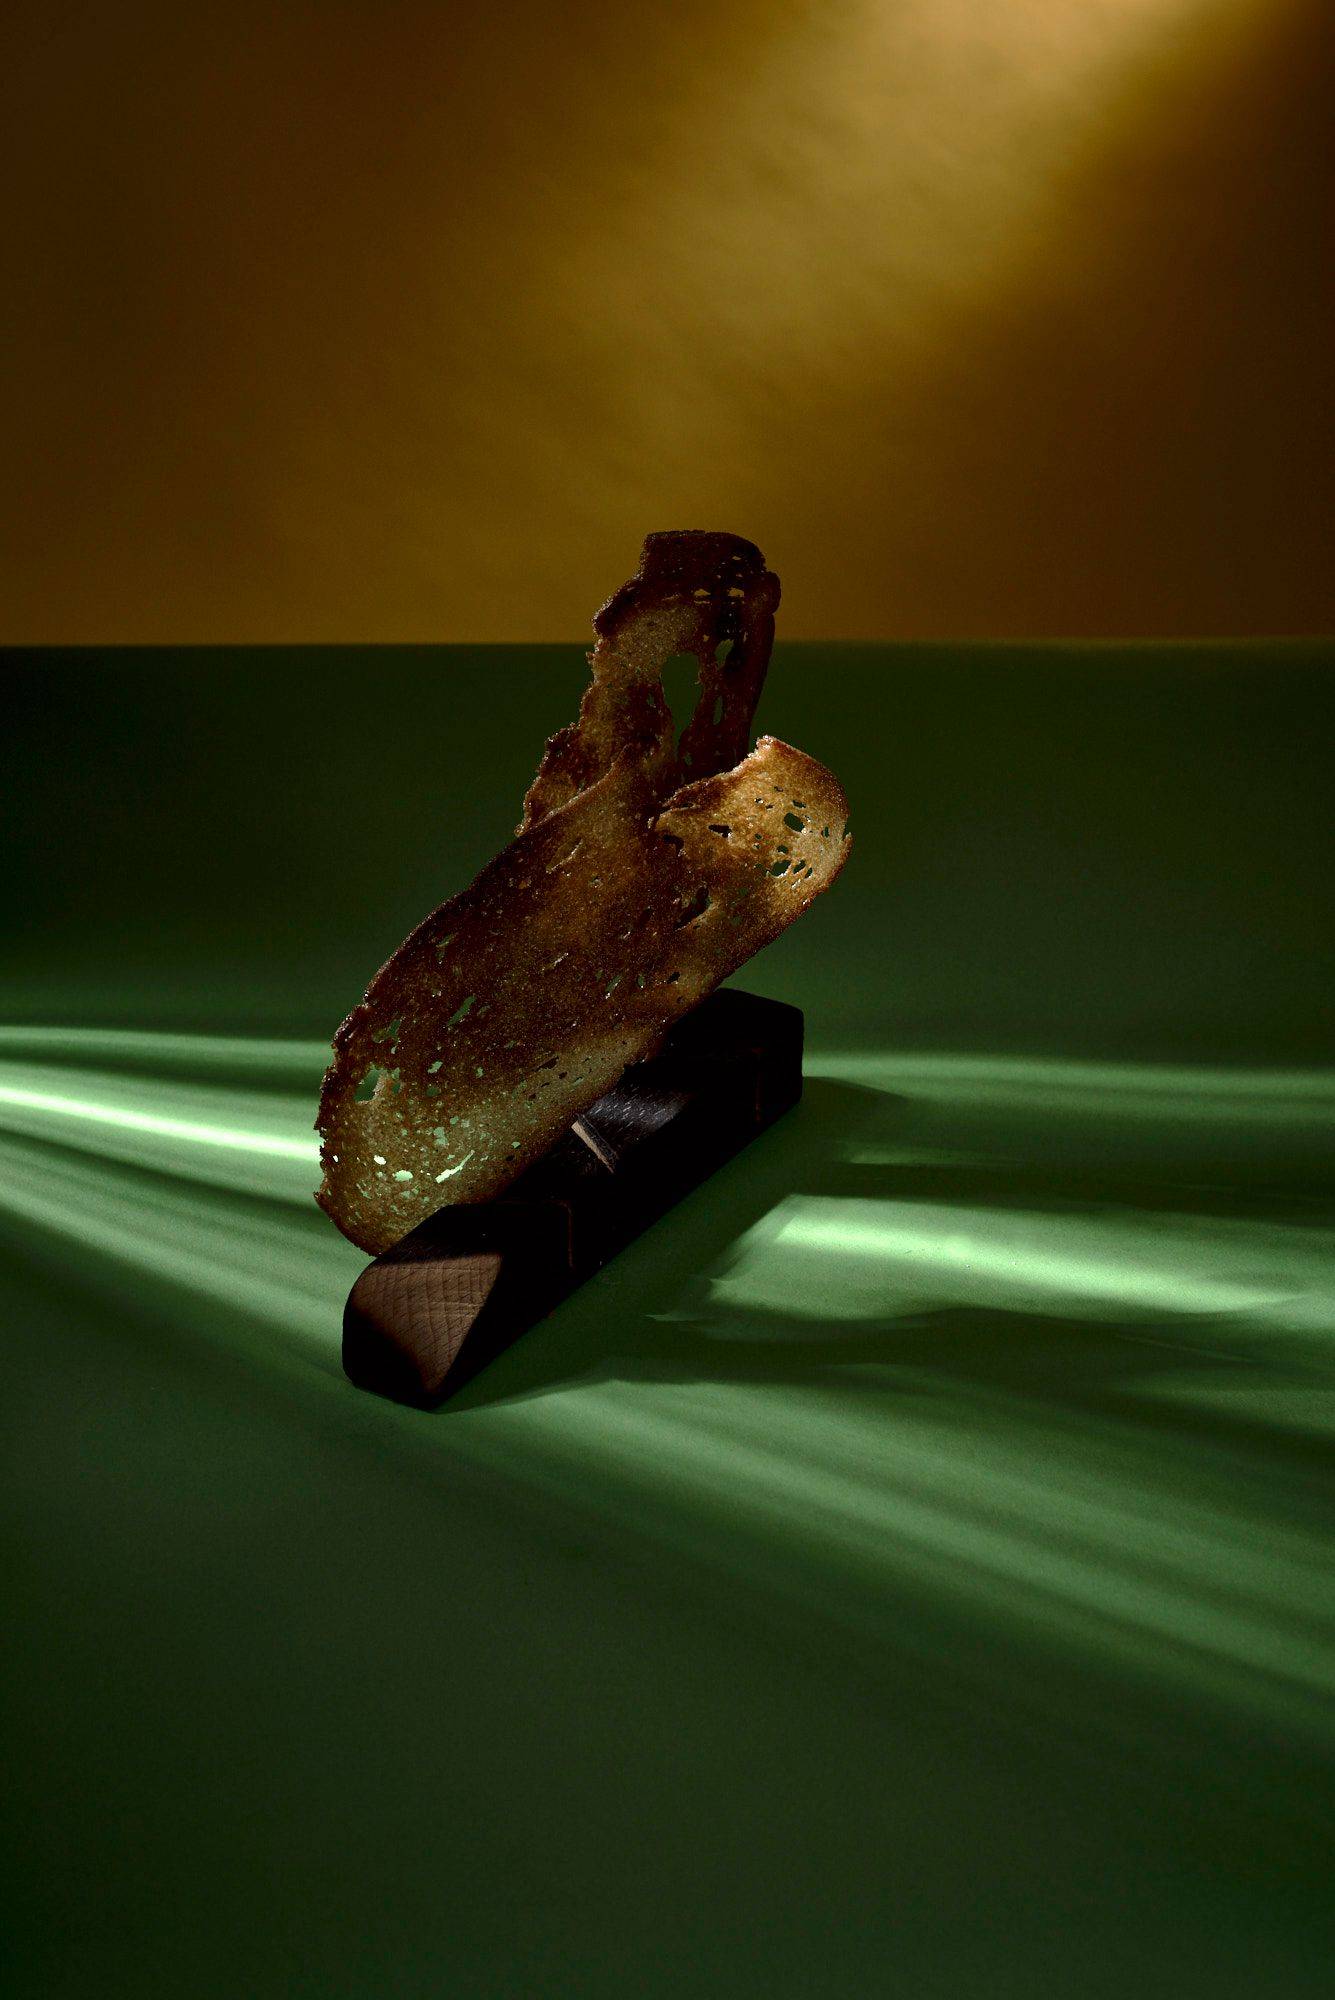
xmin=711 ymin=695 xmax=725 ymax=726
xmin=783 ymin=812 xmax=805 ymax=832
xmin=354 ymin=1065 xmax=400 ymax=1102
xmin=708 ymin=823 xmax=731 ymax=837
xmin=371 ymin=1017 xmax=402 ymax=1044
xmin=661 ymin=653 xmax=699 ymax=750
xmin=715 ymin=638 xmax=734 ymax=663
xmin=447 ymin=994 xmax=476 ymax=1028
xmin=769 ymin=860 xmax=791 ymax=877
xmin=675 ymin=885 xmax=712 ymax=928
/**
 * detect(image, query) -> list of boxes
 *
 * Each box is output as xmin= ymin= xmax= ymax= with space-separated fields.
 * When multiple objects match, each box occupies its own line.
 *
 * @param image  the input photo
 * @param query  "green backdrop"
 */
xmin=2 ymin=641 xmax=1333 ymax=1996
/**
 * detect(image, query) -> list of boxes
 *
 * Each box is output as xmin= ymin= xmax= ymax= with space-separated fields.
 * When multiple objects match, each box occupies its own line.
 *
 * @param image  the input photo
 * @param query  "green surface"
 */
xmin=2 ymin=641 xmax=1333 ymax=1997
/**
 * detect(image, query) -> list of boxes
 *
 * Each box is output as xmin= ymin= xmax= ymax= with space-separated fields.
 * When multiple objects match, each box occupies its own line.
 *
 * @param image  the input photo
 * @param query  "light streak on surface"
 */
xmin=0 ymin=1085 xmax=318 ymax=1161
xmin=1 ymin=1026 xmax=1332 ymax=1761
xmin=818 ymin=1047 xmax=1335 ymax=1112
xmin=0 ymin=1025 xmax=329 ymax=1075
xmin=709 ymin=1195 xmax=1335 ymax=1333
xmin=0 ymin=1052 xmax=321 ymax=1203
xmin=0 ymin=1135 xmax=357 ymax=1357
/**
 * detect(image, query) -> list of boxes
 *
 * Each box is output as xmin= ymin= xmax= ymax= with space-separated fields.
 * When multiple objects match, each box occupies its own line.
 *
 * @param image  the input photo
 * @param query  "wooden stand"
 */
xmin=342 ymin=989 xmax=803 ymax=1406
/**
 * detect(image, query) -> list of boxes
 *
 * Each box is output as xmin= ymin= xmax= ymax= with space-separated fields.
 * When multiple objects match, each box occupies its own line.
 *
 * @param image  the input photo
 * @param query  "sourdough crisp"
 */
xmin=317 ymin=533 xmax=849 ymax=1255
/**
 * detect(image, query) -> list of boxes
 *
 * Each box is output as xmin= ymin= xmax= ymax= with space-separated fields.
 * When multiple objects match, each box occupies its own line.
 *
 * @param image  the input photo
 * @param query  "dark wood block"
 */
xmin=342 ymin=989 xmax=803 ymax=1406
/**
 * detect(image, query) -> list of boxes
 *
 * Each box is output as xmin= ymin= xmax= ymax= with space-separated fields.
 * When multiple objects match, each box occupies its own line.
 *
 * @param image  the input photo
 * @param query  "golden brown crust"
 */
xmin=655 ymin=735 xmax=851 ymax=1009
xmin=316 ymin=533 xmax=847 ymax=1256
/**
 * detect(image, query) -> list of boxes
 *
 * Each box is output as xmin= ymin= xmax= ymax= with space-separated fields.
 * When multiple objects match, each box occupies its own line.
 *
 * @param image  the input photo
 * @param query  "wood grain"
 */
xmin=342 ymin=989 xmax=802 ymax=1405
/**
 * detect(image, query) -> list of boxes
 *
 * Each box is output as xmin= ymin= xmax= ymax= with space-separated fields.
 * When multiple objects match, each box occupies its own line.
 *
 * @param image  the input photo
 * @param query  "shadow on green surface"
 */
xmin=451 ymin=1078 xmax=1335 ymax=1433
xmin=3 ymin=1044 xmax=1334 ymax=1999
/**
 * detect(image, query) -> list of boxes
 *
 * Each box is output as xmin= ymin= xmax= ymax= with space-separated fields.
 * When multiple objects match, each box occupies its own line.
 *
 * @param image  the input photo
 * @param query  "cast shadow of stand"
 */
xmin=448 ymin=1076 xmax=1335 ymax=1483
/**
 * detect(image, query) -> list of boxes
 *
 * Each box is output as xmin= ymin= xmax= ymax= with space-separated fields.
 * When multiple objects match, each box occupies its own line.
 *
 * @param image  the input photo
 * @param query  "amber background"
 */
xmin=2 ymin=0 xmax=1331 ymax=643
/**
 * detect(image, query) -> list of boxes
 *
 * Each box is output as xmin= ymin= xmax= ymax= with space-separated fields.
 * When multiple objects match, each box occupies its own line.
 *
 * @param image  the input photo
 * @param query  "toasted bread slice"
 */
xmin=520 ymin=530 xmax=780 ymax=829
xmin=316 ymin=534 xmax=848 ymax=1255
